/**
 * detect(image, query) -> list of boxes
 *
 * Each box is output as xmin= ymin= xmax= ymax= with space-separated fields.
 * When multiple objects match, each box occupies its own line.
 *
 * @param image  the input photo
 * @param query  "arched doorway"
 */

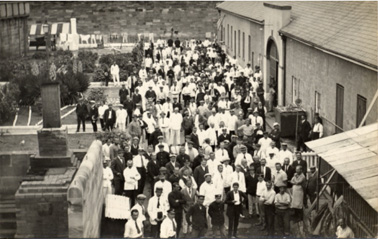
xmin=267 ymin=39 xmax=279 ymax=109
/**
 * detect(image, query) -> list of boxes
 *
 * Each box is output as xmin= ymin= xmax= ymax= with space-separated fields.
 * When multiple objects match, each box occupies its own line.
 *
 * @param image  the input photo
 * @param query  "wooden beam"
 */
xmin=306 ymin=169 xmax=336 ymax=215
xmin=359 ymin=89 xmax=378 ymax=128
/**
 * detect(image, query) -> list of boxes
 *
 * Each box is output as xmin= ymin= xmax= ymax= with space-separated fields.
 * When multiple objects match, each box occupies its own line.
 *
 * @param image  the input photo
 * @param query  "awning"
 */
xmin=29 ymin=22 xmax=71 ymax=36
xmin=306 ymin=122 xmax=378 ymax=212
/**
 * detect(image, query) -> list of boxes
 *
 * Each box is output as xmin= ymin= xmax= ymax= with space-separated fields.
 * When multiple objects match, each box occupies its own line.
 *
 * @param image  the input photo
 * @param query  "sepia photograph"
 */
xmin=0 ymin=0 xmax=377 ymax=238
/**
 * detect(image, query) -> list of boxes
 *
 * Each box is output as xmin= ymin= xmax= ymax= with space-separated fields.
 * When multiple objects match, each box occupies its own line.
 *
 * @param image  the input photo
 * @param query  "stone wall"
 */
xmin=0 ymin=152 xmax=31 ymax=195
xmin=0 ymin=3 xmax=29 ymax=59
xmin=67 ymin=140 xmax=104 ymax=238
xmin=28 ymin=1 xmax=220 ymax=39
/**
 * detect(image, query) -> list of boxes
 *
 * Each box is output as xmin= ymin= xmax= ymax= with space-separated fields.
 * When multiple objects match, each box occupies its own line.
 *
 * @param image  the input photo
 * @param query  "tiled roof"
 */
xmin=217 ymin=1 xmax=378 ymax=68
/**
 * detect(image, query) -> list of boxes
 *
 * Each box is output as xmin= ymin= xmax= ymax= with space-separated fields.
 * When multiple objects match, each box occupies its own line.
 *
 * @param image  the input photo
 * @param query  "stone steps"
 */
xmin=0 ymin=196 xmax=17 ymax=239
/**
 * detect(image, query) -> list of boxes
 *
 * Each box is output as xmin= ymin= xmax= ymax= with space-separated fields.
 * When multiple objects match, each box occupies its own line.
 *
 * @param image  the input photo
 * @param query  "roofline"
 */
xmin=280 ymin=30 xmax=378 ymax=72
xmin=216 ymin=7 xmax=264 ymax=25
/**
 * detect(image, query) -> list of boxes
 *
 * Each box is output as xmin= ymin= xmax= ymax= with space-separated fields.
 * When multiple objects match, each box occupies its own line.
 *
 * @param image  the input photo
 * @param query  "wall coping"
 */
xmin=263 ymin=2 xmax=292 ymax=10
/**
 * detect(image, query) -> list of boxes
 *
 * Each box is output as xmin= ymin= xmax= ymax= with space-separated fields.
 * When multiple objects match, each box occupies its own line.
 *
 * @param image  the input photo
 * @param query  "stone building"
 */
xmin=217 ymin=1 xmax=378 ymax=135
xmin=28 ymin=1 xmax=219 ymax=40
xmin=0 ymin=2 xmax=29 ymax=59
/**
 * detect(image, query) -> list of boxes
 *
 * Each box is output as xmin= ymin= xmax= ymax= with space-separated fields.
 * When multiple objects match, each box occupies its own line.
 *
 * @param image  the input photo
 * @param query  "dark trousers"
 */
xmin=91 ymin=120 xmax=98 ymax=132
xmin=136 ymin=167 xmax=146 ymax=194
xmin=124 ymin=190 xmax=137 ymax=207
xmin=264 ymin=204 xmax=275 ymax=235
xmin=228 ymin=205 xmax=242 ymax=237
xmin=175 ymin=212 xmax=183 ymax=237
xmin=184 ymin=128 xmax=192 ymax=137
xmin=105 ymin=120 xmax=114 ymax=131
xmin=275 ymin=208 xmax=290 ymax=235
xmin=100 ymin=118 xmax=105 ymax=131
xmin=296 ymin=136 xmax=308 ymax=151
xmin=212 ymin=225 xmax=226 ymax=238
xmin=146 ymin=132 xmax=152 ymax=146
xmin=76 ymin=117 xmax=86 ymax=132
xmin=114 ymin=178 xmax=124 ymax=195
xmin=191 ymin=228 xmax=207 ymax=238
xmin=151 ymin=221 xmax=162 ymax=238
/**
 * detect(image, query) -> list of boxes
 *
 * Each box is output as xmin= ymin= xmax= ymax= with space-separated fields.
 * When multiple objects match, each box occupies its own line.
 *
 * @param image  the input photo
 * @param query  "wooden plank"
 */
xmin=331 ymin=155 xmax=377 ymax=168
xmin=319 ymin=143 xmax=362 ymax=158
xmin=340 ymin=159 xmax=378 ymax=175
xmin=366 ymin=198 xmax=378 ymax=212
xmin=326 ymin=150 xmax=375 ymax=164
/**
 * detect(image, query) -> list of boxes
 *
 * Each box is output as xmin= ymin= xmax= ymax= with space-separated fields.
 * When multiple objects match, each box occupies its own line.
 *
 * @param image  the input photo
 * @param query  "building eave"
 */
xmin=280 ymin=30 xmax=378 ymax=72
xmin=217 ymin=7 xmax=264 ymax=26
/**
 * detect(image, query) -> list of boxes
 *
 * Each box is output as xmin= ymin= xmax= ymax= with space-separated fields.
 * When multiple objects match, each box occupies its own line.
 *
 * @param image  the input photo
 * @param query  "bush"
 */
xmin=56 ymin=72 xmax=90 ymax=106
xmin=0 ymin=82 xmax=20 ymax=124
xmin=99 ymin=53 xmax=140 ymax=81
xmin=78 ymin=51 xmax=98 ymax=73
xmin=12 ymin=74 xmax=42 ymax=106
xmin=87 ymin=88 xmax=107 ymax=103
xmin=93 ymin=64 xmax=109 ymax=82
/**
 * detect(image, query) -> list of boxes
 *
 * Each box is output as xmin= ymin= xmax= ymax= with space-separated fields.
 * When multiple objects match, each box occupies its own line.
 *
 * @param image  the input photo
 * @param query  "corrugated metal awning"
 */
xmin=29 ymin=22 xmax=71 ymax=36
xmin=306 ymin=122 xmax=378 ymax=213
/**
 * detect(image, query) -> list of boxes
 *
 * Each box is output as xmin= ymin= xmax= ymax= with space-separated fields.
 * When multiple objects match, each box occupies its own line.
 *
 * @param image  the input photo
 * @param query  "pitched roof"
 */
xmin=306 ymin=123 xmax=378 ymax=213
xmin=216 ymin=1 xmax=378 ymax=68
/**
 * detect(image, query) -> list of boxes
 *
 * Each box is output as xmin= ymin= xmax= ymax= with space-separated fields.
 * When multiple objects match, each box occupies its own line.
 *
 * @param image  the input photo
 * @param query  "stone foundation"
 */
xmin=37 ymin=127 xmax=68 ymax=157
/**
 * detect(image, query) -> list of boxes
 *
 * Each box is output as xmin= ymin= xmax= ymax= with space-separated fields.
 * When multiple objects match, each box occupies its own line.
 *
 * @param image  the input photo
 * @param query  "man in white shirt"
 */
xmin=278 ymin=143 xmax=293 ymax=164
xmin=221 ymin=158 xmax=234 ymax=194
xmin=102 ymin=139 xmax=111 ymax=162
xmin=158 ymin=112 xmax=170 ymax=143
xmin=227 ymin=109 xmax=238 ymax=135
xmin=160 ymin=209 xmax=178 ymax=238
xmin=235 ymin=146 xmax=253 ymax=167
xmin=130 ymin=194 xmax=147 ymax=224
xmin=116 ymin=105 xmax=127 ymax=131
xmin=154 ymin=173 xmax=172 ymax=202
xmin=110 ymin=62 xmax=120 ymax=86
xmin=258 ymin=132 xmax=273 ymax=155
xmin=143 ymin=110 xmax=157 ymax=145
xmin=148 ymin=187 xmax=169 ymax=238
xmin=250 ymin=111 xmax=264 ymax=129
xmin=260 ymin=181 xmax=276 ymax=236
xmin=124 ymin=209 xmax=144 ymax=238
xmin=212 ymin=164 xmax=225 ymax=197
xmin=102 ymin=161 xmax=114 ymax=196
xmin=170 ymin=107 xmax=183 ymax=146
xmin=206 ymin=123 xmax=217 ymax=150
xmin=231 ymin=165 xmax=246 ymax=193
xmin=123 ymin=159 xmax=141 ymax=207
xmin=265 ymin=142 xmax=280 ymax=161
xmin=206 ymin=152 xmax=220 ymax=176
xmin=215 ymin=142 xmax=230 ymax=162
xmin=98 ymin=101 xmax=108 ymax=131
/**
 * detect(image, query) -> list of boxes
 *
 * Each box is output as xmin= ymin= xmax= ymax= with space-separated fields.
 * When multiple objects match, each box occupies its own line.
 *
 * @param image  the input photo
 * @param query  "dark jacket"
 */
xmin=176 ymin=154 xmax=190 ymax=168
xmin=168 ymin=190 xmax=185 ymax=213
xmin=283 ymin=164 xmax=295 ymax=188
xmin=298 ymin=120 xmax=312 ymax=141
xmin=156 ymin=151 xmax=170 ymax=168
xmin=147 ymin=160 xmax=160 ymax=182
xmin=245 ymin=173 xmax=258 ymax=196
xmin=257 ymin=165 xmax=272 ymax=182
xmin=165 ymin=161 xmax=181 ymax=177
xmin=119 ymin=88 xmax=129 ymax=103
xmin=89 ymin=106 xmax=99 ymax=121
xmin=186 ymin=204 xmax=208 ymax=230
xmin=103 ymin=109 xmax=116 ymax=124
xmin=111 ymin=157 xmax=125 ymax=180
xmin=181 ymin=187 xmax=196 ymax=212
xmin=292 ymin=159 xmax=308 ymax=176
xmin=218 ymin=133 xmax=231 ymax=146
xmin=208 ymin=201 xmax=225 ymax=226
xmin=76 ymin=103 xmax=88 ymax=118
xmin=193 ymin=165 xmax=209 ymax=189
xmin=225 ymin=190 xmax=248 ymax=216
xmin=189 ymin=133 xmax=200 ymax=149
xmin=150 ymin=130 xmax=163 ymax=148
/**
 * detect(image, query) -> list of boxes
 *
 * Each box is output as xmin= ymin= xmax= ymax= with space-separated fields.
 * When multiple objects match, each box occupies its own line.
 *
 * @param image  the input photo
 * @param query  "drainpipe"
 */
xmin=282 ymin=34 xmax=287 ymax=106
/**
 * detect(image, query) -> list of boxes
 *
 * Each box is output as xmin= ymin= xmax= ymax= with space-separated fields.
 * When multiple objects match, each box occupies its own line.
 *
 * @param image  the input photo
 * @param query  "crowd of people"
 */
xmin=76 ymin=37 xmax=335 ymax=238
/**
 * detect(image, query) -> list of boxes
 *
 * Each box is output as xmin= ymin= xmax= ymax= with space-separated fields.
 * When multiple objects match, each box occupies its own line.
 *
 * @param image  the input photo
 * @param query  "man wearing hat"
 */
xmin=88 ymin=100 xmax=99 ymax=132
xmin=250 ymin=110 xmax=263 ymax=129
xmin=111 ymin=149 xmax=126 ymax=195
xmin=158 ymin=111 xmax=170 ymax=142
xmin=165 ymin=154 xmax=180 ymax=177
xmin=160 ymin=208 xmax=178 ymax=238
xmin=167 ymin=182 xmax=186 ymax=237
xmin=103 ymin=104 xmax=116 ymax=131
xmin=116 ymin=104 xmax=127 ymax=132
xmin=75 ymin=98 xmax=88 ymax=133
xmin=147 ymin=153 xmax=160 ymax=196
xmin=186 ymin=195 xmax=208 ymax=238
xmin=131 ymin=194 xmax=147 ymax=225
xmin=269 ymin=122 xmax=281 ymax=149
xmin=306 ymin=166 xmax=320 ymax=204
xmin=119 ymin=84 xmax=129 ymax=104
xmin=154 ymin=173 xmax=172 ymax=202
xmin=170 ymin=107 xmax=183 ymax=146
xmin=218 ymin=128 xmax=231 ymax=146
xmin=123 ymin=159 xmax=141 ymax=207
xmin=148 ymin=187 xmax=169 ymax=238
xmin=193 ymin=157 xmax=209 ymax=189
xmin=278 ymin=143 xmax=293 ymax=164
xmin=274 ymin=182 xmax=291 ymax=236
xmin=150 ymin=125 xmax=163 ymax=148
xmin=128 ymin=115 xmax=142 ymax=141
xmin=208 ymin=194 xmax=226 ymax=237
xmin=199 ymin=173 xmax=215 ymax=210
xmin=156 ymin=144 xmax=170 ymax=168
xmin=134 ymin=148 xmax=148 ymax=194
xmin=258 ymin=131 xmax=273 ymax=154
xmin=155 ymin=135 xmax=169 ymax=153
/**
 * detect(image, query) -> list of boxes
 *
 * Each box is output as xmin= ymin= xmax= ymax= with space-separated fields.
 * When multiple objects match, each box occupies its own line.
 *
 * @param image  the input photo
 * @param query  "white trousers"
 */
xmin=112 ymin=73 xmax=120 ymax=85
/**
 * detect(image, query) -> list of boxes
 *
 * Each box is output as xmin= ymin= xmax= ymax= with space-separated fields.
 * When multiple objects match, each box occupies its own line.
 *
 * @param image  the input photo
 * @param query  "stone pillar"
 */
xmin=41 ymin=82 xmax=61 ymax=128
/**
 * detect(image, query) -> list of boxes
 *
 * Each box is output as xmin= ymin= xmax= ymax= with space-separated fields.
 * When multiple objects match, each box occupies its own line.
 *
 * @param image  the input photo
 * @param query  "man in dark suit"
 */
xmin=246 ymin=167 xmax=259 ymax=217
xmin=297 ymin=114 xmax=312 ymax=151
xmin=192 ymin=148 xmax=204 ymax=171
xmin=189 ymin=127 xmax=200 ymax=150
xmin=165 ymin=154 xmax=181 ymax=177
xmin=225 ymin=182 xmax=248 ymax=238
xmin=181 ymin=179 xmax=196 ymax=236
xmin=150 ymin=126 xmax=163 ymax=148
xmin=88 ymin=100 xmax=98 ymax=132
xmin=257 ymin=158 xmax=272 ymax=182
xmin=177 ymin=147 xmax=190 ymax=168
xmin=76 ymin=99 xmax=88 ymax=132
xmin=119 ymin=84 xmax=129 ymax=104
xmin=168 ymin=182 xmax=186 ymax=237
xmin=186 ymin=195 xmax=208 ymax=238
xmin=306 ymin=166 xmax=320 ymax=204
xmin=111 ymin=149 xmax=126 ymax=195
xmin=218 ymin=128 xmax=231 ymax=146
xmin=156 ymin=144 xmax=170 ymax=168
xmin=122 ymin=96 xmax=134 ymax=124
xmin=147 ymin=153 xmax=160 ymax=196
xmin=193 ymin=158 xmax=209 ymax=188
xmin=123 ymin=144 xmax=133 ymax=162
xmin=292 ymin=151 xmax=308 ymax=176
xmin=103 ymin=104 xmax=116 ymax=131
xmin=282 ymin=158 xmax=295 ymax=188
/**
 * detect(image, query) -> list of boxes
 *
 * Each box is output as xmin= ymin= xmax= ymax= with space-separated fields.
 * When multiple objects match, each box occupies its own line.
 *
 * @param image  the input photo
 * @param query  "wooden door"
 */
xmin=356 ymin=95 xmax=367 ymax=127
xmin=335 ymin=84 xmax=344 ymax=133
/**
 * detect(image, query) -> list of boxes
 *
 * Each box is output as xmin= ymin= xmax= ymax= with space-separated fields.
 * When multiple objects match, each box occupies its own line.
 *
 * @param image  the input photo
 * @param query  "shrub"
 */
xmin=93 ymin=64 xmax=109 ymax=82
xmin=0 ymin=82 xmax=20 ymax=124
xmin=56 ymin=72 xmax=90 ymax=106
xmin=12 ymin=74 xmax=42 ymax=106
xmin=78 ymin=51 xmax=98 ymax=73
xmin=87 ymin=88 xmax=107 ymax=103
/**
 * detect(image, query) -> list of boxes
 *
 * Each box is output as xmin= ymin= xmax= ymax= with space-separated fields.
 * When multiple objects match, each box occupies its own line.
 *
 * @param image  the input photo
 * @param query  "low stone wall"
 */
xmin=67 ymin=140 xmax=104 ymax=238
xmin=0 ymin=152 xmax=31 ymax=195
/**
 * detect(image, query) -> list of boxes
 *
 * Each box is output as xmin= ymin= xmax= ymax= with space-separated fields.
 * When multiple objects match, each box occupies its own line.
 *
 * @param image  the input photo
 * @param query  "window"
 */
xmin=242 ymin=32 xmax=245 ymax=60
xmin=315 ymin=91 xmax=321 ymax=113
xmin=292 ymin=76 xmax=300 ymax=103
xmin=248 ymin=35 xmax=251 ymax=61
xmin=356 ymin=95 xmax=367 ymax=127
xmin=335 ymin=84 xmax=344 ymax=133
xmin=230 ymin=26 xmax=233 ymax=51
xmin=238 ymin=30 xmax=240 ymax=57
xmin=227 ymin=24 xmax=229 ymax=47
